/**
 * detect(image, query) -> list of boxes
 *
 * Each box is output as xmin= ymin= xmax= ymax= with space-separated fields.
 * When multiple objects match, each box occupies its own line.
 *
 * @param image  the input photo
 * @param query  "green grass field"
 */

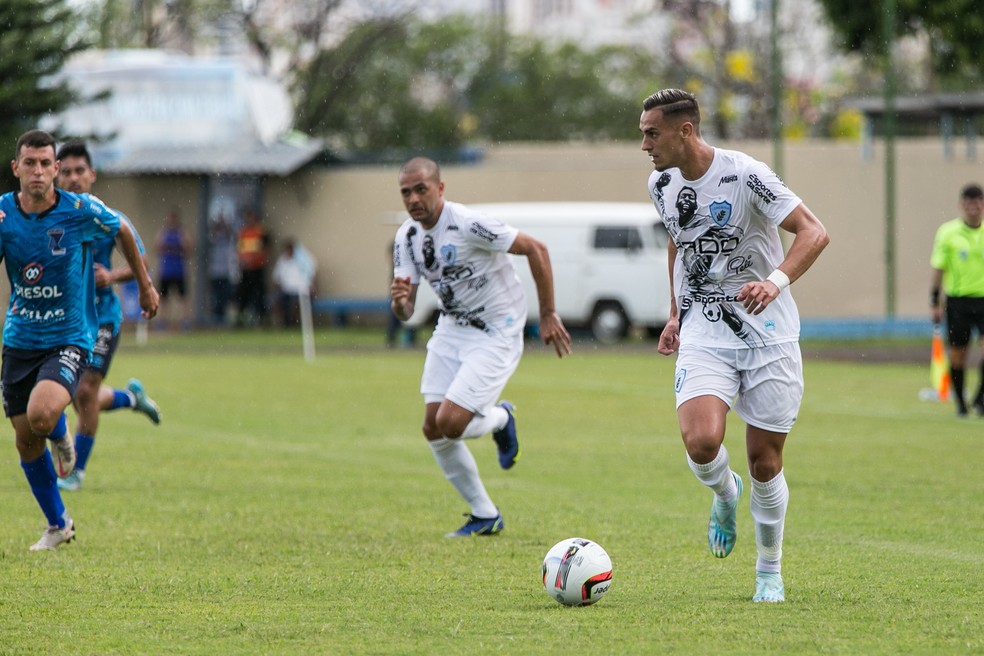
xmin=0 ymin=330 xmax=980 ymax=655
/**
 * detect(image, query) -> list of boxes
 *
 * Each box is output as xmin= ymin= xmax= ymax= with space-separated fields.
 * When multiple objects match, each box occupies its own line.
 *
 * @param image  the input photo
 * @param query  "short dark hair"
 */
xmin=56 ymin=140 xmax=93 ymax=167
xmin=642 ymin=89 xmax=701 ymax=127
xmin=960 ymin=183 xmax=983 ymax=200
xmin=15 ymin=129 xmax=56 ymax=159
xmin=400 ymin=156 xmax=441 ymax=182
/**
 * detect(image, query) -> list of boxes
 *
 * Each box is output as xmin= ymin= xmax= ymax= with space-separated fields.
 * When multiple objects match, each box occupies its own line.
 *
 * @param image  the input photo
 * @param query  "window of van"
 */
xmin=594 ymin=227 xmax=642 ymax=251
xmin=652 ymin=222 xmax=669 ymax=248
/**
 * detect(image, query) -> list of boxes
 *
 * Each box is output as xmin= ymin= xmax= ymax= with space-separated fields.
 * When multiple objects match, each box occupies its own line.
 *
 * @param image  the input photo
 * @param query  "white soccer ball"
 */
xmin=541 ymin=537 xmax=613 ymax=606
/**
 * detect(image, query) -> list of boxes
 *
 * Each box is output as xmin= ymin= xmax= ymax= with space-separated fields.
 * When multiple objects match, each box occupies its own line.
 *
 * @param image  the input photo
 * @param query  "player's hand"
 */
xmin=657 ymin=317 xmax=680 ymax=355
xmin=139 ymin=284 xmax=160 ymax=319
xmin=93 ymin=263 xmax=111 ymax=288
xmin=390 ymin=276 xmax=413 ymax=319
xmin=931 ymin=306 xmax=942 ymax=326
xmin=738 ymin=280 xmax=780 ymax=316
xmin=539 ymin=311 xmax=572 ymax=358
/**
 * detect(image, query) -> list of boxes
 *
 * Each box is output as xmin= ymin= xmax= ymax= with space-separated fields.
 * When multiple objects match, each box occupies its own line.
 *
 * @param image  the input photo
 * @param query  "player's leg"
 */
xmin=733 ymin=342 xmax=802 ymax=603
xmin=444 ymin=334 xmax=523 ymax=469
xmin=946 ymin=300 xmax=971 ymax=415
xmin=64 ymin=368 xmax=103 ymax=490
xmin=745 ymin=425 xmax=788 ymax=603
xmin=971 ymin=308 xmax=984 ymax=415
xmin=420 ymin=332 xmax=500 ymax=535
xmin=675 ymin=347 xmax=742 ymax=558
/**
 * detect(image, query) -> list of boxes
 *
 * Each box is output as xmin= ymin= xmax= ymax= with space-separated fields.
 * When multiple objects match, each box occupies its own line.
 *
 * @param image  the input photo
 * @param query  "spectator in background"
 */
xmin=272 ymin=238 xmax=317 ymax=327
xmin=208 ymin=211 xmax=239 ymax=326
xmin=154 ymin=208 xmax=193 ymax=331
xmin=237 ymin=207 xmax=270 ymax=327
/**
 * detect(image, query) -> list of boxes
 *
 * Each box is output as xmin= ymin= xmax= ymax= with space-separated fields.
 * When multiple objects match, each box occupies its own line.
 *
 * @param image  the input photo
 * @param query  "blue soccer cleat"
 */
xmin=444 ymin=513 xmax=504 ymax=538
xmin=491 ymin=401 xmax=519 ymax=470
xmin=753 ymin=571 xmax=785 ymax=603
xmin=708 ymin=471 xmax=743 ymax=558
xmin=127 ymin=378 xmax=162 ymax=425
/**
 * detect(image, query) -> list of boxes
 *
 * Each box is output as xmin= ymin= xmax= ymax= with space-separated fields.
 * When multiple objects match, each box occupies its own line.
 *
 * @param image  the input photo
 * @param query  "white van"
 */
xmin=403 ymin=202 xmax=671 ymax=343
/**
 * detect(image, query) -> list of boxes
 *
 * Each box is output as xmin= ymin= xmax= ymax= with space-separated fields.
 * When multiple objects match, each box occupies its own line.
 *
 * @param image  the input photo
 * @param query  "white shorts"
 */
xmin=674 ymin=341 xmax=804 ymax=433
xmin=421 ymin=327 xmax=523 ymax=414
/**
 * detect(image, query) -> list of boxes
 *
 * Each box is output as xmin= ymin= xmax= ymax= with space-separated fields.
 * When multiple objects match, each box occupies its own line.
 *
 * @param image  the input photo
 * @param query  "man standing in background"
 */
xmin=930 ymin=183 xmax=984 ymax=417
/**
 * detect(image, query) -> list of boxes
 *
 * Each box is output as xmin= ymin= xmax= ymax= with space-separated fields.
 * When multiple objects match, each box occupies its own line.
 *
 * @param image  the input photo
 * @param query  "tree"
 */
xmin=817 ymin=0 xmax=984 ymax=90
xmin=0 ymin=0 xmax=90 ymax=191
xmin=292 ymin=14 xmax=661 ymax=155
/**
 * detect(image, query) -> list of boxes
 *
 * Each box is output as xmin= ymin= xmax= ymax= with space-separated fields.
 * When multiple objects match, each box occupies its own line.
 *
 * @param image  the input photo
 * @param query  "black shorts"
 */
xmin=945 ymin=296 xmax=984 ymax=347
xmin=159 ymin=276 xmax=187 ymax=298
xmin=1 ymin=345 xmax=88 ymax=417
xmin=87 ymin=323 xmax=120 ymax=377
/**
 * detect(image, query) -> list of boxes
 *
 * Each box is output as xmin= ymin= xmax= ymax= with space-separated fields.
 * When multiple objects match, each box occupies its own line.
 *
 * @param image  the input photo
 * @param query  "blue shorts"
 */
xmin=1 ymin=345 xmax=88 ymax=418
xmin=88 ymin=323 xmax=121 ymax=377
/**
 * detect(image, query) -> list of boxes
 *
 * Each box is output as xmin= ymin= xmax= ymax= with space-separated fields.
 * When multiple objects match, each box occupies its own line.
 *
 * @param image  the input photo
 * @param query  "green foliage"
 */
xmin=0 ymin=0 xmax=89 ymax=190
xmin=0 ymin=330 xmax=980 ymax=653
xmin=293 ymin=15 xmax=659 ymax=155
xmin=817 ymin=0 xmax=984 ymax=89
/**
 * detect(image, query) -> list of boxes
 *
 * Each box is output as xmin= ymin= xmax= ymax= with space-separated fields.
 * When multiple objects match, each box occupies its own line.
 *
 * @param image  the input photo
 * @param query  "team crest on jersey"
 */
xmin=441 ymin=243 xmax=457 ymax=265
xmin=710 ymin=200 xmax=732 ymax=227
xmin=47 ymin=229 xmax=66 ymax=255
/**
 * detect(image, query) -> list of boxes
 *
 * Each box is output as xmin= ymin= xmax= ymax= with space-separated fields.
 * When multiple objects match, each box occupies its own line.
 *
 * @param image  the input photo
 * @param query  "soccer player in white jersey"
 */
xmin=390 ymin=157 xmax=572 ymax=538
xmin=640 ymin=89 xmax=829 ymax=602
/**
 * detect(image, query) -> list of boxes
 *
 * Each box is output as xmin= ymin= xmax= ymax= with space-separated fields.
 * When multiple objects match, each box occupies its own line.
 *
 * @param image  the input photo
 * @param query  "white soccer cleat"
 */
xmin=752 ymin=571 xmax=785 ymax=603
xmin=50 ymin=436 xmax=76 ymax=478
xmin=29 ymin=518 xmax=76 ymax=551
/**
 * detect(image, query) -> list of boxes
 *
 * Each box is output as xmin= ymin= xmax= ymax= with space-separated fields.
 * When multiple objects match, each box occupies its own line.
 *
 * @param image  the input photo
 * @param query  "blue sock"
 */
xmin=21 ymin=451 xmax=67 ymax=528
xmin=109 ymin=389 xmax=133 ymax=411
xmin=47 ymin=412 xmax=68 ymax=440
xmin=75 ymin=433 xmax=95 ymax=471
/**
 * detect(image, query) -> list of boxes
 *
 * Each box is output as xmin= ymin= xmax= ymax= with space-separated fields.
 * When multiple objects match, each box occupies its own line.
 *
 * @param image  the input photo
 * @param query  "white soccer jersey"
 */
xmin=648 ymin=148 xmax=803 ymax=349
xmin=393 ymin=200 xmax=526 ymax=337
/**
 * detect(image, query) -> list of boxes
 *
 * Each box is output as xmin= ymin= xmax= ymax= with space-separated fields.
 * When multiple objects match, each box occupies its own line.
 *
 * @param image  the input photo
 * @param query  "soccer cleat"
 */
xmin=752 ymin=571 xmax=785 ymax=603
xmin=444 ymin=513 xmax=504 ymax=538
xmin=708 ymin=471 xmax=743 ymax=558
xmin=127 ymin=378 xmax=162 ymax=425
xmin=491 ymin=401 xmax=519 ymax=469
xmin=29 ymin=518 xmax=76 ymax=551
xmin=57 ymin=469 xmax=85 ymax=492
xmin=50 ymin=436 xmax=76 ymax=478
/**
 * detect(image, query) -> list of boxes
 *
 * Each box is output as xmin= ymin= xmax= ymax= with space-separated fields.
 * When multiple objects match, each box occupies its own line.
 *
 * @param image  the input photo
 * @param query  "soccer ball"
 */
xmin=541 ymin=537 xmax=613 ymax=606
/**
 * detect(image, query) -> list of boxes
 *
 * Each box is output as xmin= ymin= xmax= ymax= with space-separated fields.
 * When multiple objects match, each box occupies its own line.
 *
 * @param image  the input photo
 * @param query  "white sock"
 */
xmin=750 ymin=469 xmax=788 ymax=573
xmin=429 ymin=438 xmax=498 ymax=518
xmin=687 ymin=445 xmax=737 ymax=501
xmin=459 ymin=405 xmax=508 ymax=439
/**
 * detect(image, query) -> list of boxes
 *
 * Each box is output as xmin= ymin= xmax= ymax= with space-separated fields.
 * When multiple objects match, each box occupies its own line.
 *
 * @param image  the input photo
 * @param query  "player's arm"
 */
xmin=390 ymin=276 xmax=417 ymax=321
xmin=930 ymin=267 xmax=944 ymax=325
xmin=115 ymin=220 xmax=159 ymax=319
xmin=738 ymin=203 xmax=829 ymax=315
xmin=509 ymin=232 xmax=572 ymax=358
xmin=658 ymin=240 xmax=680 ymax=356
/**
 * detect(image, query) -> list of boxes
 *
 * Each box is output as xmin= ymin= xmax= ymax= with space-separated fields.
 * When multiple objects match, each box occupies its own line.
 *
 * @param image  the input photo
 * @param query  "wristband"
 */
xmin=931 ymin=289 xmax=940 ymax=306
xmin=766 ymin=269 xmax=790 ymax=291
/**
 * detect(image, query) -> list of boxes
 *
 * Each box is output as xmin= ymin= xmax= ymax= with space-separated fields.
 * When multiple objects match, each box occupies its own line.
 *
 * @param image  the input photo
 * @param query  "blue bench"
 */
xmin=312 ymin=297 xmax=392 ymax=326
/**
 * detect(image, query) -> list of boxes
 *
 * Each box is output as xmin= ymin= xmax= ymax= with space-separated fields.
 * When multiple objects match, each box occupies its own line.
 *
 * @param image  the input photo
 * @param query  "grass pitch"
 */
xmin=0 ymin=329 xmax=980 ymax=654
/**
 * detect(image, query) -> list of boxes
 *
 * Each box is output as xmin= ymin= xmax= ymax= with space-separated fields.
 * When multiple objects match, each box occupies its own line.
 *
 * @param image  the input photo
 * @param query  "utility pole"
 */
xmin=883 ymin=0 xmax=897 ymax=318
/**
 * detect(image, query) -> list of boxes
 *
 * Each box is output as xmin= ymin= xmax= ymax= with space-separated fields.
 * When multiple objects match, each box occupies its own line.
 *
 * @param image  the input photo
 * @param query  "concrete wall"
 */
xmin=94 ymin=139 xmax=981 ymax=323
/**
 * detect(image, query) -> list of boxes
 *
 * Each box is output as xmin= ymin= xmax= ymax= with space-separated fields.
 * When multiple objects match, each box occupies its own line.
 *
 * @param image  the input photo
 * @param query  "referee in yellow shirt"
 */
xmin=931 ymin=183 xmax=984 ymax=417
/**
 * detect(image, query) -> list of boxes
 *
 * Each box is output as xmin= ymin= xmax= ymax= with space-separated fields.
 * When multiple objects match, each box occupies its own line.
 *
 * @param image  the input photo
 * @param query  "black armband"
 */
xmin=931 ymin=289 xmax=941 ymax=306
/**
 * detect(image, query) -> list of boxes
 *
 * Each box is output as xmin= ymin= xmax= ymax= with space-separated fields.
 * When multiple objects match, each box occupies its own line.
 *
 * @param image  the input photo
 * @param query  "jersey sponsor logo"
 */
xmin=47 ymin=229 xmax=66 ymax=255
xmin=469 ymin=223 xmax=498 ymax=243
xmin=718 ymin=174 xmax=738 ymax=186
xmin=440 ymin=243 xmax=457 ymax=265
xmin=746 ymin=174 xmax=777 ymax=205
xmin=21 ymin=261 xmax=43 ymax=284
xmin=14 ymin=283 xmax=63 ymax=300
xmin=709 ymin=200 xmax=733 ymax=227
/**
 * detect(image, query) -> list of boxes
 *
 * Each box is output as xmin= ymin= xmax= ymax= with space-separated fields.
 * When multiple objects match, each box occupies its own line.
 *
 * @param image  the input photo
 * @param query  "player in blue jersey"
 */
xmin=1 ymin=130 xmax=159 ymax=551
xmin=54 ymin=141 xmax=162 ymax=492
